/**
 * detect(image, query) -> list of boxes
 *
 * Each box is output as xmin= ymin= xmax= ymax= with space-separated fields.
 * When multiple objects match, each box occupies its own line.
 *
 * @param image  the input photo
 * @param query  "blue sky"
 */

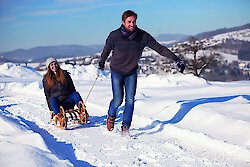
xmin=0 ymin=0 xmax=250 ymax=52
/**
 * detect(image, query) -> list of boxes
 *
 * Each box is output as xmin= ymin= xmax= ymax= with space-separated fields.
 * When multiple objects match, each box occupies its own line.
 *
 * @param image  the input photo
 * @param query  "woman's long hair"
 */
xmin=44 ymin=64 xmax=67 ymax=89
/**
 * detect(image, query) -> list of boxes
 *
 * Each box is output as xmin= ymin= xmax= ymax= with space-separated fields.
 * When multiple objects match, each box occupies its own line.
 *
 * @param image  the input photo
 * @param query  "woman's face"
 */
xmin=122 ymin=16 xmax=137 ymax=32
xmin=49 ymin=61 xmax=58 ymax=73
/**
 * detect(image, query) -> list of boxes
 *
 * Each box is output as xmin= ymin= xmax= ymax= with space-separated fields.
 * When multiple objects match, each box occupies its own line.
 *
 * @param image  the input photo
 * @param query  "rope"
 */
xmin=85 ymin=74 xmax=99 ymax=103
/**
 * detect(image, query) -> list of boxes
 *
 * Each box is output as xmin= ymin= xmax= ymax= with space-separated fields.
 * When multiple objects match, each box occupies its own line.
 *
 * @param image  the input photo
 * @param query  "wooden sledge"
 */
xmin=50 ymin=101 xmax=89 ymax=129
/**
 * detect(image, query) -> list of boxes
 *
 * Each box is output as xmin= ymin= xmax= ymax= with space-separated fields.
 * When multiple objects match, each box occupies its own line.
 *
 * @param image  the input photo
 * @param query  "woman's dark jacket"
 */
xmin=99 ymin=26 xmax=181 ymax=75
xmin=43 ymin=70 xmax=76 ymax=110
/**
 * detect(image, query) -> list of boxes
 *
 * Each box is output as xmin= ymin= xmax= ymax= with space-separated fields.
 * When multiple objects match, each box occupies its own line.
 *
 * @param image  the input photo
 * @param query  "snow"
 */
xmin=220 ymin=52 xmax=239 ymax=63
xmin=0 ymin=62 xmax=250 ymax=167
xmin=212 ymin=29 xmax=250 ymax=42
xmin=159 ymin=40 xmax=177 ymax=45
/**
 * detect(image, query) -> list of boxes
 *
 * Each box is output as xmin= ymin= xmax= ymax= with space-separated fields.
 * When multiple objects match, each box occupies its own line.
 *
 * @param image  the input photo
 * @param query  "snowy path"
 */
xmin=0 ymin=63 xmax=250 ymax=166
xmin=1 ymin=77 xmax=250 ymax=167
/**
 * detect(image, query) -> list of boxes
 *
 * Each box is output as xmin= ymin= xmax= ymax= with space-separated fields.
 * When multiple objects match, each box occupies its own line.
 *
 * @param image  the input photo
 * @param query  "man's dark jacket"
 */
xmin=43 ymin=70 xmax=76 ymax=110
xmin=99 ymin=26 xmax=180 ymax=75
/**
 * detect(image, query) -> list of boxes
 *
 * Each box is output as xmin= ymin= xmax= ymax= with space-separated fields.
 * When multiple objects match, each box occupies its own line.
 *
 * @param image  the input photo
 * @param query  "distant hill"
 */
xmin=156 ymin=23 xmax=250 ymax=61
xmin=194 ymin=23 xmax=250 ymax=40
xmin=0 ymin=44 xmax=103 ymax=63
xmin=195 ymin=26 xmax=250 ymax=61
xmin=155 ymin=23 xmax=250 ymax=43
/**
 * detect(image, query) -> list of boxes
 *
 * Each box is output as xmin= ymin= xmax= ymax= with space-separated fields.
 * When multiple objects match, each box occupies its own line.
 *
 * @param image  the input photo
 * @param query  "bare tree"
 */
xmin=172 ymin=36 xmax=222 ymax=77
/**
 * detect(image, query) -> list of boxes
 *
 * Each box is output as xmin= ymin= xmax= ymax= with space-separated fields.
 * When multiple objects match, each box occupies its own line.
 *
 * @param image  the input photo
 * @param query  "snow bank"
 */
xmin=60 ymin=64 xmax=108 ymax=80
xmin=0 ymin=63 xmax=109 ymax=95
xmin=138 ymin=73 xmax=208 ymax=88
xmin=175 ymin=95 xmax=250 ymax=147
xmin=0 ymin=112 xmax=72 ymax=167
xmin=0 ymin=63 xmax=41 ymax=81
xmin=3 ymin=81 xmax=44 ymax=96
xmin=0 ymin=62 xmax=210 ymax=96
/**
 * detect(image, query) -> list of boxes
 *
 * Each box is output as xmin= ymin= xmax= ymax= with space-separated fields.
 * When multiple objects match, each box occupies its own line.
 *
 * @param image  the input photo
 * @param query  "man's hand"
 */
xmin=99 ymin=61 xmax=105 ymax=71
xmin=176 ymin=60 xmax=185 ymax=73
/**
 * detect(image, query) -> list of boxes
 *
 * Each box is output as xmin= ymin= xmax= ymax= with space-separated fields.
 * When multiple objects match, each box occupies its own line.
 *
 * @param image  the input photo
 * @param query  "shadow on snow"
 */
xmin=0 ymin=107 xmax=96 ymax=167
xmin=133 ymin=94 xmax=250 ymax=137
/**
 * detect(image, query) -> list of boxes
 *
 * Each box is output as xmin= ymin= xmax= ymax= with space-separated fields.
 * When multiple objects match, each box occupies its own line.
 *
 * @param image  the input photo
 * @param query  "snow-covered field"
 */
xmin=0 ymin=63 xmax=250 ymax=167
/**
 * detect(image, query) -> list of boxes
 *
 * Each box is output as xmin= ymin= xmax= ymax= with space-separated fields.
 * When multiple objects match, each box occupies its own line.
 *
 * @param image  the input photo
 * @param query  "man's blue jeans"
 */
xmin=50 ymin=91 xmax=82 ymax=114
xmin=108 ymin=70 xmax=137 ymax=128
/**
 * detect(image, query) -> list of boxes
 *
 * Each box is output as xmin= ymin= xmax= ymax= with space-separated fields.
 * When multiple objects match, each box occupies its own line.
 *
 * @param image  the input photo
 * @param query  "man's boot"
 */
xmin=106 ymin=115 xmax=115 ymax=131
xmin=121 ymin=126 xmax=129 ymax=136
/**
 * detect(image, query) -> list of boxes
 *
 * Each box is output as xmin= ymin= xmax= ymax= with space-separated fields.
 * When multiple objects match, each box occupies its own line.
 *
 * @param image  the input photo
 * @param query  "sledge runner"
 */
xmin=43 ymin=57 xmax=89 ymax=129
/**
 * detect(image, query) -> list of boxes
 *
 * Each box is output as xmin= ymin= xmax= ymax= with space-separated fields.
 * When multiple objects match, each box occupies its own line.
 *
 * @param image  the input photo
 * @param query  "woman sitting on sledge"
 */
xmin=42 ymin=57 xmax=88 ymax=127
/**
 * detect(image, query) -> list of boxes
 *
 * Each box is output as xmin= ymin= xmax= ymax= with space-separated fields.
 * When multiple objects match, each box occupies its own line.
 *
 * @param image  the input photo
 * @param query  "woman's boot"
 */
xmin=78 ymin=101 xmax=89 ymax=124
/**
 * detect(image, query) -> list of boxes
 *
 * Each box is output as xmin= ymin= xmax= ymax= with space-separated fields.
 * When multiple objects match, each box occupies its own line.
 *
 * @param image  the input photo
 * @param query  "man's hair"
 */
xmin=122 ymin=10 xmax=137 ymax=22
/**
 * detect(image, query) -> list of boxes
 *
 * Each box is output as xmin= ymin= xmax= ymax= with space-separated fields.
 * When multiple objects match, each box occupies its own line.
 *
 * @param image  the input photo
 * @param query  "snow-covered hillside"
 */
xmin=0 ymin=63 xmax=250 ymax=167
xmin=198 ymin=29 xmax=250 ymax=62
xmin=137 ymin=28 xmax=250 ymax=77
xmin=212 ymin=29 xmax=250 ymax=42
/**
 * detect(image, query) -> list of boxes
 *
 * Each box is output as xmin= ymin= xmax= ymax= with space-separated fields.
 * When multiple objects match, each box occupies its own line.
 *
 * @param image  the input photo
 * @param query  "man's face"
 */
xmin=122 ymin=16 xmax=137 ymax=32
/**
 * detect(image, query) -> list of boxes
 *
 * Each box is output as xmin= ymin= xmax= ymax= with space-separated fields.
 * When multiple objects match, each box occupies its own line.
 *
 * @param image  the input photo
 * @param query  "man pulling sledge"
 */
xmin=99 ymin=10 xmax=185 ymax=135
xmin=43 ymin=57 xmax=89 ymax=129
